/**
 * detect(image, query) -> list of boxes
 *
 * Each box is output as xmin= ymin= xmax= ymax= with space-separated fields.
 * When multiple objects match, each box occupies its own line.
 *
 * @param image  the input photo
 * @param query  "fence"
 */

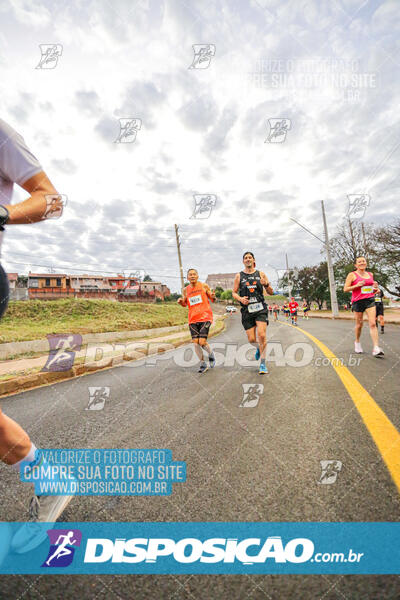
xmin=9 ymin=289 xmax=29 ymax=301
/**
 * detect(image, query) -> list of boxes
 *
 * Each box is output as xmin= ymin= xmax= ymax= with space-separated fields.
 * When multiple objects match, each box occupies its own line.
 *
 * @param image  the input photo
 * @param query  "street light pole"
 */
xmin=321 ymin=201 xmax=339 ymax=318
xmin=290 ymin=201 xmax=339 ymax=318
xmin=174 ymin=224 xmax=185 ymax=295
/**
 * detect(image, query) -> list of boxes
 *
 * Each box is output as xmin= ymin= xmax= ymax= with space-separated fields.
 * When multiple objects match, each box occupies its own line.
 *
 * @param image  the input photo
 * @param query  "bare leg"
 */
xmin=256 ymin=321 xmax=267 ymax=359
xmin=245 ymin=327 xmax=257 ymax=349
xmin=0 ymin=408 xmax=31 ymax=465
xmin=354 ymin=312 xmax=363 ymax=342
xmin=192 ymin=339 xmax=204 ymax=361
xmin=199 ymin=338 xmax=212 ymax=356
xmin=365 ymin=306 xmax=379 ymax=347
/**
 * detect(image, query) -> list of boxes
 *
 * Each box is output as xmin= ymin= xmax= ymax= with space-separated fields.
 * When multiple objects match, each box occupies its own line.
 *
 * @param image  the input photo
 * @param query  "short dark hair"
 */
xmin=187 ymin=268 xmax=198 ymax=276
xmin=243 ymin=251 xmax=255 ymax=260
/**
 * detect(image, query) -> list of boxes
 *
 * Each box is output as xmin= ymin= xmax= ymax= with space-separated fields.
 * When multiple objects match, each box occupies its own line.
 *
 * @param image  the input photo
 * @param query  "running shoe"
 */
xmin=259 ymin=361 xmax=268 ymax=375
xmin=255 ymin=347 xmax=260 ymax=360
xmin=198 ymin=361 xmax=209 ymax=374
xmin=209 ymin=353 xmax=216 ymax=368
xmin=354 ymin=342 xmax=363 ymax=354
xmin=11 ymin=495 xmax=73 ymax=554
xmin=372 ymin=346 xmax=384 ymax=357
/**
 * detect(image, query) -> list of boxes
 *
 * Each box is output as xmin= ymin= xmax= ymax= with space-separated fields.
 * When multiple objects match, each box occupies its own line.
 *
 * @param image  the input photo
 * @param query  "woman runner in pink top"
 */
xmin=343 ymin=256 xmax=384 ymax=357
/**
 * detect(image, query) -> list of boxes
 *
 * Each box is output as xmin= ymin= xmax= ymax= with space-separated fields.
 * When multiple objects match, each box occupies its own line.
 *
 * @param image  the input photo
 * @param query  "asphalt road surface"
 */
xmin=1 ymin=313 xmax=400 ymax=599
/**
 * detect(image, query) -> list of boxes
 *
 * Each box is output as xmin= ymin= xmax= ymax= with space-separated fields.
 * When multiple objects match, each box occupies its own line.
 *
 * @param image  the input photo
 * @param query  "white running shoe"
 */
xmin=11 ymin=495 xmax=73 ymax=554
xmin=354 ymin=342 xmax=363 ymax=354
xmin=372 ymin=346 xmax=384 ymax=357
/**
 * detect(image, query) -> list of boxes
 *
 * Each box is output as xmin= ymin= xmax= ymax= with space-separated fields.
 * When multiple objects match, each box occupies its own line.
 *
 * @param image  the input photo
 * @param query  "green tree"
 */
xmin=370 ymin=219 xmax=400 ymax=297
xmin=221 ymin=289 xmax=233 ymax=301
xmin=214 ymin=286 xmax=224 ymax=298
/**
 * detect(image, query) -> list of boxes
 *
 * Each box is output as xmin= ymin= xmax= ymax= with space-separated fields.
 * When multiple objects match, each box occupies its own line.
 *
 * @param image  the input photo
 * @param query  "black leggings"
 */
xmin=0 ymin=263 xmax=9 ymax=319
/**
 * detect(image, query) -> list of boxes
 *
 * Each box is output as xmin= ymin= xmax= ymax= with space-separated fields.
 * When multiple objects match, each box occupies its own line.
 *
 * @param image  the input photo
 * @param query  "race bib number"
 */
xmin=248 ymin=302 xmax=263 ymax=313
xmin=375 ymin=297 xmax=382 ymax=302
xmin=188 ymin=294 xmax=202 ymax=306
xmin=361 ymin=286 xmax=373 ymax=294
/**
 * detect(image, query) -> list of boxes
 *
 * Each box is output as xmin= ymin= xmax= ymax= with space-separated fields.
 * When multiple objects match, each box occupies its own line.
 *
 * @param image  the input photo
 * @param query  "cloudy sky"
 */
xmin=0 ymin=0 xmax=398 ymax=291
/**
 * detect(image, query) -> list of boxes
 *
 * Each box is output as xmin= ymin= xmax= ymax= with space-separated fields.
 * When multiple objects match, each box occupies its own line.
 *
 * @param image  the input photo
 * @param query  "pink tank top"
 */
xmin=351 ymin=271 xmax=375 ymax=303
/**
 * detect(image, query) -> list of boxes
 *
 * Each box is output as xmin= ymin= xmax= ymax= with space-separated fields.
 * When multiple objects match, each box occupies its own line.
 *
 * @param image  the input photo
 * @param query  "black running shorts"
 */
xmin=352 ymin=298 xmax=376 ymax=312
xmin=241 ymin=308 xmax=268 ymax=331
xmin=375 ymin=302 xmax=384 ymax=317
xmin=189 ymin=320 xmax=211 ymax=339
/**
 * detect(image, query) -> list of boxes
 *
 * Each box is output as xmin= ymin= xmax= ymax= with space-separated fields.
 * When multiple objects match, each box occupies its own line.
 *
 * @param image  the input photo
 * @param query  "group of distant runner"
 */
xmin=177 ymin=253 xmax=386 ymax=375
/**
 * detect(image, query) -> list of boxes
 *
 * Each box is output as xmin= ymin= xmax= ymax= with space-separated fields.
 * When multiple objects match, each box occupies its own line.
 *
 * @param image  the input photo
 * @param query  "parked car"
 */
xmin=226 ymin=305 xmax=237 ymax=313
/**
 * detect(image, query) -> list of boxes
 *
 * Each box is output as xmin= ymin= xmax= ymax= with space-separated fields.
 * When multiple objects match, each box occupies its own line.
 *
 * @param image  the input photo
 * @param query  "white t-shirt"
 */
xmin=0 ymin=118 xmax=42 ymax=251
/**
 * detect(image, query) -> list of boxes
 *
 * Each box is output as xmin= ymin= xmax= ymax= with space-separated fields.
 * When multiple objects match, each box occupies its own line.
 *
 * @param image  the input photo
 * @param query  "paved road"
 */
xmin=1 ymin=314 xmax=399 ymax=599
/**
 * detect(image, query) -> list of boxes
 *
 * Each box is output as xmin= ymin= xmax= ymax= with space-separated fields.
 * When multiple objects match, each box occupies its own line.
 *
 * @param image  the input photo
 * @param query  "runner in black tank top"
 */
xmin=232 ymin=252 xmax=273 ymax=375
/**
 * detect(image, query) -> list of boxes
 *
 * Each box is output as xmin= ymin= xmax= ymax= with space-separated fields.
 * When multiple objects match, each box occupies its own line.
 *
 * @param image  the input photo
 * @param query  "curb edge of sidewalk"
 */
xmin=0 ymin=317 xmax=226 ymax=399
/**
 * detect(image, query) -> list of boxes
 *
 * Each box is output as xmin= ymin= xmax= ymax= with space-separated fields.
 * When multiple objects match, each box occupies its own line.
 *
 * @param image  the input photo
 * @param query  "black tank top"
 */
xmin=239 ymin=270 xmax=267 ymax=313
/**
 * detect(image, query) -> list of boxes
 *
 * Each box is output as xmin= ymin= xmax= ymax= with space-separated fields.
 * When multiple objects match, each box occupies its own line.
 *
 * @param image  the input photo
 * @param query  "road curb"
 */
xmin=305 ymin=313 xmax=400 ymax=324
xmin=0 ymin=323 xmax=189 ymax=360
xmin=0 ymin=318 xmax=226 ymax=398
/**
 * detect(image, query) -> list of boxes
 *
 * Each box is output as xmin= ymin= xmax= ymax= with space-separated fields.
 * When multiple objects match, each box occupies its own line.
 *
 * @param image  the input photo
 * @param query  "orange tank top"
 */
xmin=185 ymin=283 xmax=213 ymax=324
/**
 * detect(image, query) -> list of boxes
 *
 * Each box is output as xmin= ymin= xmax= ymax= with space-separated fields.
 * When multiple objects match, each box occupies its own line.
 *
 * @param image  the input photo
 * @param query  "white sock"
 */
xmin=11 ymin=443 xmax=43 ymax=470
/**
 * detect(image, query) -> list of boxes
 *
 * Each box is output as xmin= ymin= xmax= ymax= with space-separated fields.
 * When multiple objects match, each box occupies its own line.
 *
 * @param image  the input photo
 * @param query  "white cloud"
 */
xmin=0 ymin=0 xmax=397 ymax=291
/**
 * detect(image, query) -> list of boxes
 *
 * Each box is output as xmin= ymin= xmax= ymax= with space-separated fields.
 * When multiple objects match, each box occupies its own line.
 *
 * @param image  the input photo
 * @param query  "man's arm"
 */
xmin=232 ymin=273 xmax=248 ymax=304
xmin=203 ymin=283 xmax=215 ymax=302
xmin=177 ymin=286 xmax=188 ymax=306
xmin=260 ymin=271 xmax=274 ymax=295
xmin=5 ymin=171 xmax=62 ymax=224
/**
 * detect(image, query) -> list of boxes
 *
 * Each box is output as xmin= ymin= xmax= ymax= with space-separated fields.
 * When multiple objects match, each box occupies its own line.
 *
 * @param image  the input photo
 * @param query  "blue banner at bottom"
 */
xmin=0 ymin=522 xmax=399 ymax=574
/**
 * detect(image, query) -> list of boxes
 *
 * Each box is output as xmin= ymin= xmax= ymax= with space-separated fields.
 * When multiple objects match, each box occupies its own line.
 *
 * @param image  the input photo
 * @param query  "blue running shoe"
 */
xmin=198 ymin=361 xmax=209 ymax=374
xmin=259 ymin=361 xmax=268 ymax=375
xmin=255 ymin=347 xmax=260 ymax=360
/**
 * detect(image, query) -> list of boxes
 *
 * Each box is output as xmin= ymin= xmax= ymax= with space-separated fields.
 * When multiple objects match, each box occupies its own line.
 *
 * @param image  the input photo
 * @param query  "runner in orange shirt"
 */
xmin=178 ymin=268 xmax=216 ymax=373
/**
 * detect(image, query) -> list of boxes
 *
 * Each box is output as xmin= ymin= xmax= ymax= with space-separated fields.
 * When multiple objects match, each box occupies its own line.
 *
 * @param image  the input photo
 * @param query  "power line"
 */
xmin=3 ymin=260 xmax=183 ymax=279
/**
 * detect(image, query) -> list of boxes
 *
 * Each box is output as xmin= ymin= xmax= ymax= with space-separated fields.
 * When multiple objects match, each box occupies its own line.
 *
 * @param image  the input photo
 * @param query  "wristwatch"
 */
xmin=0 ymin=205 xmax=9 ymax=231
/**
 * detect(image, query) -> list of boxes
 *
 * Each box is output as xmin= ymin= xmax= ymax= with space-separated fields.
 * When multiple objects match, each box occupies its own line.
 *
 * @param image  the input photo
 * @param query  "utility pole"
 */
xmin=290 ymin=202 xmax=339 ymax=319
xmin=285 ymin=253 xmax=292 ymax=298
xmin=321 ymin=201 xmax=339 ymax=318
xmin=174 ymin=224 xmax=185 ymax=294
